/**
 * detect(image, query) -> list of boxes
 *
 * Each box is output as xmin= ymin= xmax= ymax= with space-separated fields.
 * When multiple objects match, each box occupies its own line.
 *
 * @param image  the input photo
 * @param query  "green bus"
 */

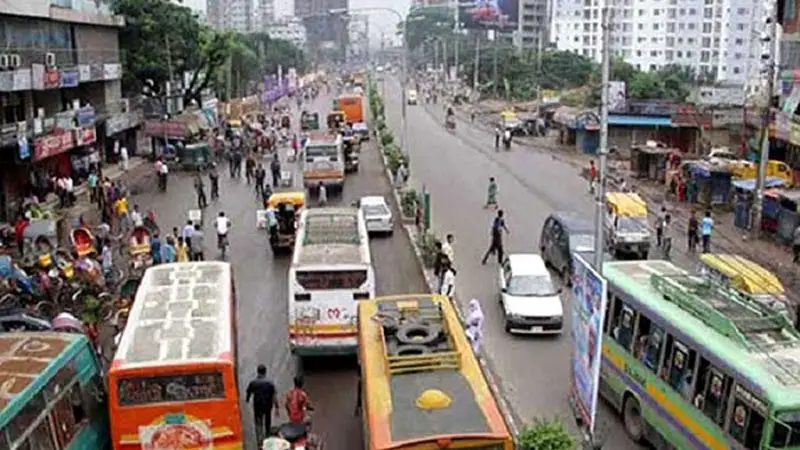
xmin=0 ymin=332 xmax=109 ymax=449
xmin=599 ymin=260 xmax=800 ymax=449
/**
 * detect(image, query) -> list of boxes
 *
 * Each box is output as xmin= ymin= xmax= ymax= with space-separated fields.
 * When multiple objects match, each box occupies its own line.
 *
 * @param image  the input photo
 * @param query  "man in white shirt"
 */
xmin=130 ymin=205 xmax=144 ymax=228
xmin=63 ymin=176 xmax=74 ymax=206
xmin=159 ymin=161 xmax=169 ymax=191
xmin=441 ymin=234 xmax=455 ymax=265
xmin=119 ymin=146 xmax=129 ymax=172
xmin=440 ymin=263 xmax=456 ymax=299
xmin=215 ymin=211 xmax=231 ymax=248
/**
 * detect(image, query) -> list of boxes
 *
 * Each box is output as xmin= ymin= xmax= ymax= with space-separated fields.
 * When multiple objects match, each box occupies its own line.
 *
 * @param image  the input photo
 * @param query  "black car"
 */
xmin=0 ymin=309 xmax=52 ymax=332
xmin=539 ymin=212 xmax=598 ymax=283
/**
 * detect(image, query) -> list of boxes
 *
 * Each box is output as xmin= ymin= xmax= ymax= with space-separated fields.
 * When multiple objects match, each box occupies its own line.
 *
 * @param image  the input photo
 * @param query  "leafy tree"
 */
xmin=517 ymin=417 xmax=576 ymax=450
xmin=224 ymin=32 xmax=308 ymax=100
xmin=402 ymin=7 xmax=455 ymax=53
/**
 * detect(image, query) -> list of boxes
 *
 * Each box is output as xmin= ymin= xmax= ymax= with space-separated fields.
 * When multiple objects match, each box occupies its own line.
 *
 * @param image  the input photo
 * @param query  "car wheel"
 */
xmin=623 ymin=395 xmax=644 ymax=443
xmin=504 ymin=321 xmax=512 ymax=333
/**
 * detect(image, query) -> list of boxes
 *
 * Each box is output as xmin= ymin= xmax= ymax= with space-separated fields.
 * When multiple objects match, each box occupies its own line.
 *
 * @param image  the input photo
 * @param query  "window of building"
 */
xmin=733 ymin=66 xmax=741 ymax=74
xmin=735 ymin=38 xmax=744 ymax=45
xmin=687 ymin=51 xmax=693 ymax=57
xmin=653 ymin=8 xmax=660 ymax=15
xmin=701 ymin=51 xmax=710 ymax=62
xmin=703 ymin=23 xmax=712 ymax=33
xmin=688 ymin=23 xmax=695 ymax=30
xmin=689 ymin=8 xmax=697 ymax=14
xmin=666 ymin=37 xmax=675 ymax=46
xmin=667 ymin=22 xmax=676 ymax=32
xmin=653 ymin=23 xmax=659 ymax=30
xmin=650 ymin=51 xmax=657 ymax=57
xmin=737 ymin=7 xmax=747 ymax=14
xmin=666 ymin=50 xmax=674 ymax=60
xmin=638 ymin=8 xmax=645 ymax=15
xmin=704 ymin=7 xmax=713 ymax=18
xmin=638 ymin=23 xmax=644 ymax=29
xmin=734 ymin=52 xmax=743 ymax=59
xmin=668 ymin=8 xmax=676 ymax=18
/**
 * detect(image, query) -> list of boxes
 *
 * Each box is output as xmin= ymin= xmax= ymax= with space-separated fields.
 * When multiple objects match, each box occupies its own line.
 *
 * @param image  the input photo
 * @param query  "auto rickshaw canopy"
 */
xmin=267 ymin=191 xmax=306 ymax=209
xmin=698 ymin=253 xmax=784 ymax=296
xmin=499 ymin=109 xmax=517 ymax=118
xmin=605 ymin=192 xmax=648 ymax=217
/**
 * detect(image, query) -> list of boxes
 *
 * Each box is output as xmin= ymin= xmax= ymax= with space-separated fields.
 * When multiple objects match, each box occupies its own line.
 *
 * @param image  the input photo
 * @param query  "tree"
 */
xmin=223 ymin=32 xmax=308 ymax=100
xmin=402 ymin=7 xmax=455 ymax=53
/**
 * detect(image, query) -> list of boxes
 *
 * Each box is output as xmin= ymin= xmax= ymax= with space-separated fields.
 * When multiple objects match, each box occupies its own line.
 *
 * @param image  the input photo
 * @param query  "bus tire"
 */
xmin=622 ymin=394 xmax=644 ymax=443
xmin=396 ymin=323 xmax=439 ymax=345
xmin=395 ymin=345 xmax=431 ymax=356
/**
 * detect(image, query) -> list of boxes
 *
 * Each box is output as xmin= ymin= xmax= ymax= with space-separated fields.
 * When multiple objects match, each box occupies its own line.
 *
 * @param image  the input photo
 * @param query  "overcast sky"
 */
xmin=181 ymin=0 xmax=411 ymax=44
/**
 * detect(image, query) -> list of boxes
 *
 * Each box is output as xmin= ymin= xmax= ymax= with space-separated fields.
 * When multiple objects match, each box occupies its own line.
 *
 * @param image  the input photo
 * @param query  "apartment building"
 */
xmin=295 ymin=0 xmax=348 ymax=59
xmin=518 ymin=0 xmax=549 ymax=49
xmin=255 ymin=0 xmax=276 ymax=32
xmin=267 ymin=16 xmax=308 ymax=48
xmin=207 ymin=0 xmax=252 ymax=32
xmin=0 ymin=0 xmax=141 ymax=221
xmin=550 ymin=0 xmax=761 ymax=84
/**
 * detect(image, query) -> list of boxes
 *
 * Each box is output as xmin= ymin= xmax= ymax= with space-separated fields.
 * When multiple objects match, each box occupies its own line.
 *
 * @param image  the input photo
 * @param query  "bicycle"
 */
xmin=217 ymin=233 xmax=229 ymax=260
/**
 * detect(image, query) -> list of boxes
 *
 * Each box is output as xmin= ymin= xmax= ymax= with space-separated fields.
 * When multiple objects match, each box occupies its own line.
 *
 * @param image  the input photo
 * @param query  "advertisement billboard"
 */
xmin=569 ymin=253 xmax=608 ymax=433
xmin=459 ymin=0 xmax=519 ymax=31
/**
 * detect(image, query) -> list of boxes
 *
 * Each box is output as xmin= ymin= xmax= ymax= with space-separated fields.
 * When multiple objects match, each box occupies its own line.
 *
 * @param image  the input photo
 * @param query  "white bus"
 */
xmin=288 ymin=207 xmax=375 ymax=356
xmin=301 ymin=131 xmax=344 ymax=191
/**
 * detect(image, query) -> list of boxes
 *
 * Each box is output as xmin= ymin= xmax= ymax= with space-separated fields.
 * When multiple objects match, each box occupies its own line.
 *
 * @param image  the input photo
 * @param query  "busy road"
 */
xmin=378 ymin=76 xmax=699 ymax=448
xmin=127 ymin=92 xmax=427 ymax=450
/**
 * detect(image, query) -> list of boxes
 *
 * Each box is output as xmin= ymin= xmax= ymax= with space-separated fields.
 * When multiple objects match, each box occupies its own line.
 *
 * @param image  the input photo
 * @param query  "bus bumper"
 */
xmin=289 ymin=338 xmax=357 ymax=357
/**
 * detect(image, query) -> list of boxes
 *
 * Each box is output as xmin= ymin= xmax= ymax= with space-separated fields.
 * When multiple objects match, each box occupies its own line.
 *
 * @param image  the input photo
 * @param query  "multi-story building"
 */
xmin=267 ymin=16 xmax=308 ymax=48
xmin=0 ymin=0 xmax=142 ymax=221
xmin=518 ymin=0 xmax=549 ymax=49
xmin=256 ymin=0 xmax=276 ymax=31
xmin=295 ymin=0 xmax=349 ymax=60
xmin=550 ymin=0 xmax=762 ymax=83
xmin=207 ymin=0 xmax=252 ymax=32
xmin=206 ymin=0 xmax=223 ymax=29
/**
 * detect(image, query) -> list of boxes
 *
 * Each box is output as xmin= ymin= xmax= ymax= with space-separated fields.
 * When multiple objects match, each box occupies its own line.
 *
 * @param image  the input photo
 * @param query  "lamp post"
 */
xmin=330 ymin=7 xmax=408 ymax=153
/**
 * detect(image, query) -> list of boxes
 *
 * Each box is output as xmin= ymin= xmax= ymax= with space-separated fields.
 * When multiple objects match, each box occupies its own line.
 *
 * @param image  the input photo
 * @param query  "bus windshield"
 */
xmin=296 ymin=270 xmax=367 ymax=290
xmin=117 ymin=371 xmax=226 ymax=406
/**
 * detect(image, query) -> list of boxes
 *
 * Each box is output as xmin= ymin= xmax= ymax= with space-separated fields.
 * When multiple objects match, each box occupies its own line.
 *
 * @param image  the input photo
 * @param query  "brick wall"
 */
xmin=74 ymin=25 xmax=120 ymax=65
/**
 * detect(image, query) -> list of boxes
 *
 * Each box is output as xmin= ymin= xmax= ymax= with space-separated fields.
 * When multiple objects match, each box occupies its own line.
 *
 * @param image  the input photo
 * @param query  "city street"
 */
xmin=380 ymin=76 xmax=688 ymax=448
xmin=123 ymin=93 xmax=427 ymax=450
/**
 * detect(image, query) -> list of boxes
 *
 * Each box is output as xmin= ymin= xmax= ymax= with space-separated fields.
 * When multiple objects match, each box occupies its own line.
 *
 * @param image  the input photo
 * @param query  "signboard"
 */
xmin=34 ymin=130 xmax=75 ymax=162
xmin=60 ymin=69 xmax=79 ymax=88
xmin=0 ymin=72 xmax=11 ymax=91
xmin=43 ymin=69 xmax=61 ymax=90
xmin=104 ymin=63 xmax=121 ymax=80
xmin=711 ymin=108 xmax=744 ymax=128
xmin=106 ymin=112 xmax=137 ymax=136
xmin=569 ymin=253 xmax=608 ymax=433
xmin=459 ymin=0 xmax=519 ymax=30
xmin=138 ymin=419 xmax=213 ymax=450
xmin=89 ymin=64 xmax=104 ymax=81
xmin=17 ymin=136 xmax=30 ymax=160
xmin=672 ymin=104 xmax=713 ymax=127
xmin=74 ymin=126 xmax=96 ymax=146
xmin=78 ymin=64 xmax=91 ymax=82
xmin=143 ymin=120 xmax=187 ymax=138
xmin=626 ymin=101 xmax=674 ymax=116
xmin=31 ymin=64 xmax=45 ymax=90
xmin=12 ymin=69 xmax=31 ymax=91
xmin=76 ymin=106 xmax=96 ymax=127
xmin=608 ymin=81 xmax=627 ymax=113
xmin=54 ymin=111 xmax=74 ymax=131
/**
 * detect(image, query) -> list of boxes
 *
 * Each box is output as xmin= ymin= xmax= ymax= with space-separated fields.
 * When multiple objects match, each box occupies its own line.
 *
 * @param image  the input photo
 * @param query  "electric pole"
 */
xmin=473 ymin=33 xmax=481 ymax=91
xmin=593 ymin=6 xmax=610 ymax=273
xmin=752 ymin=3 xmax=778 ymax=238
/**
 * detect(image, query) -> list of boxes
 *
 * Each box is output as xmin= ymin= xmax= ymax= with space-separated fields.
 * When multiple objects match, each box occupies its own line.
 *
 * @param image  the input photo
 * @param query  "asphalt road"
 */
xmin=378 ymin=76 xmax=699 ymax=448
xmin=123 ymin=92 xmax=427 ymax=450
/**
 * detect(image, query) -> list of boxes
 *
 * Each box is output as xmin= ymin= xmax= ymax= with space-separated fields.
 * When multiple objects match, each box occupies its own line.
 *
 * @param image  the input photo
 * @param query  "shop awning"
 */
xmin=608 ymin=115 xmax=671 ymax=127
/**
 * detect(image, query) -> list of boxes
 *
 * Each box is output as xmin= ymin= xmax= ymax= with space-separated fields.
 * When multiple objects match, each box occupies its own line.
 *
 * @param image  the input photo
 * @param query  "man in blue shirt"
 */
xmin=481 ymin=210 xmax=510 ymax=265
xmin=700 ymin=211 xmax=714 ymax=253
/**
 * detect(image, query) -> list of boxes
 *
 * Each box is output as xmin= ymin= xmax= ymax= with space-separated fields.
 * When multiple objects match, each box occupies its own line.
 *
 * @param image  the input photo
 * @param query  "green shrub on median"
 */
xmin=380 ymin=131 xmax=395 ymax=147
xmin=415 ymin=229 xmax=440 ymax=269
xmin=518 ymin=417 xmax=576 ymax=450
xmin=399 ymin=188 xmax=418 ymax=218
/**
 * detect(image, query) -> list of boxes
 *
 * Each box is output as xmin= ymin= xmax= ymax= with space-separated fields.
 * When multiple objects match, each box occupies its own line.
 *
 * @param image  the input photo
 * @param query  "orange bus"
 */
xmin=107 ymin=262 xmax=242 ymax=450
xmin=358 ymin=294 xmax=514 ymax=450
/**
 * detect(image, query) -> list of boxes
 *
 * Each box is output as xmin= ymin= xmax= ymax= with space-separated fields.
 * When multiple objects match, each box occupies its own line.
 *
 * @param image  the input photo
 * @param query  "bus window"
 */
xmin=661 ymin=337 xmax=696 ymax=398
xmin=51 ymin=388 xmax=80 ymax=446
xmin=7 ymin=392 xmax=45 ymax=442
xmin=695 ymin=359 xmax=731 ymax=426
xmin=635 ymin=314 xmax=665 ymax=373
xmin=602 ymin=294 xmax=615 ymax=333
xmin=27 ymin=419 xmax=57 ymax=450
xmin=771 ymin=411 xmax=800 ymax=447
xmin=728 ymin=398 xmax=765 ymax=449
xmin=610 ymin=301 xmax=635 ymax=351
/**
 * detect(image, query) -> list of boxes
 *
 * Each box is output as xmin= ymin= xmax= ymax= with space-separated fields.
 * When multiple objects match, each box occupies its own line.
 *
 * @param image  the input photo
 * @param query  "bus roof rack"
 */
xmin=650 ymin=273 xmax=800 ymax=349
xmin=302 ymin=209 xmax=360 ymax=245
xmin=375 ymin=297 xmax=462 ymax=375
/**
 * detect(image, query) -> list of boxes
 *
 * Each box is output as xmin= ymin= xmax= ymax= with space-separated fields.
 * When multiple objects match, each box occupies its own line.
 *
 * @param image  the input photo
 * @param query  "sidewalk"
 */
xmin=457 ymin=101 xmax=800 ymax=299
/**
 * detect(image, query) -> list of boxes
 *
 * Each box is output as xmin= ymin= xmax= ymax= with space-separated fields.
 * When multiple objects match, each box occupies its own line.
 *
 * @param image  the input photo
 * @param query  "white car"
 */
xmin=359 ymin=196 xmax=393 ymax=235
xmin=498 ymin=254 xmax=564 ymax=335
xmin=407 ymin=90 xmax=418 ymax=105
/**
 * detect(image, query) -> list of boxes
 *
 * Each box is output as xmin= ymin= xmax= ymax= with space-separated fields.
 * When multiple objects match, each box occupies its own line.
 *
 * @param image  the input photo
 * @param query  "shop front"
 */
xmin=103 ymin=108 xmax=143 ymax=163
xmin=143 ymin=119 xmax=190 ymax=159
xmin=0 ymin=123 xmax=30 ymax=222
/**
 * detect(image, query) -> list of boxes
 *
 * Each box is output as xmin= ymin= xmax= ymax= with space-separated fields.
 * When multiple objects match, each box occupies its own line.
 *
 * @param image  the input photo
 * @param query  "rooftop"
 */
xmin=302 ymin=208 xmax=361 ymax=245
xmin=0 ymin=332 xmax=82 ymax=410
xmin=114 ymin=262 xmax=233 ymax=366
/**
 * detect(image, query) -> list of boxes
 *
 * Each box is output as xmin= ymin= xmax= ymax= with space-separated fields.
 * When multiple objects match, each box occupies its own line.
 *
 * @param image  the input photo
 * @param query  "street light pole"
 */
xmin=593 ymin=5 xmax=610 ymax=273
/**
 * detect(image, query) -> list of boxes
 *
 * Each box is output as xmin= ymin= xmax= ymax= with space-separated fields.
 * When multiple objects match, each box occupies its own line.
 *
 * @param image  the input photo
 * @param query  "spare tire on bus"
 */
xmin=397 ymin=323 xmax=440 ymax=345
xmin=394 ymin=345 xmax=431 ymax=356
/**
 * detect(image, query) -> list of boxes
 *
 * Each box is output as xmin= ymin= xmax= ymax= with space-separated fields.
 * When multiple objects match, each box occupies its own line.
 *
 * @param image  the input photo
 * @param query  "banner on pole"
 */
xmin=569 ymin=253 xmax=608 ymax=433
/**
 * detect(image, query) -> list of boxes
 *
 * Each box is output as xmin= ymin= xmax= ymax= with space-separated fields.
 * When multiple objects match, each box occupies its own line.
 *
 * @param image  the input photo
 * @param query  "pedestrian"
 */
xmin=442 ymin=233 xmax=455 ymax=264
xmin=255 ymin=163 xmax=266 ymax=196
xmin=481 ymin=210 xmax=509 ymax=265
xmin=655 ymin=206 xmax=667 ymax=247
xmin=246 ymin=364 xmax=279 ymax=445
xmin=687 ymin=210 xmax=699 ymax=252
xmin=119 ymin=144 xmax=129 ymax=172
xmin=114 ymin=195 xmax=130 ymax=233
xmin=181 ymin=220 xmax=195 ymax=250
xmin=465 ymin=299 xmax=484 ymax=354
xmin=195 ymin=173 xmax=208 ymax=209
xmin=159 ymin=160 xmax=169 ymax=191
xmin=101 ymin=241 xmax=113 ymax=276
xmin=130 ymin=204 xmax=144 ymax=228
xmin=440 ymin=261 xmax=456 ymax=299
xmin=700 ymin=210 xmax=714 ymax=253
xmin=793 ymin=225 xmax=800 ymax=263
xmin=588 ymin=160 xmax=597 ymax=194
xmin=285 ymin=375 xmax=312 ymax=424
xmin=95 ymin=220 xmax=110 ymax=253
xmin=209 ymin=164 xmax=220 ymax=200
xmin=494 ymin=127 xmax=501 ymax=149
xmin=433 ymin=241 xmax=446 ymax=280
xmin=190 ymin=224 xmax=205 ymax=261
xmin=162 ymin=237 xmax=176 ymax=263
xmin=318 ymin=182 xmax=327 ymax=206
xmin=662 ymin=213 xmax=673 ymax=260
xmin=176 ymin=236 xmax=190 ymax=262
xmin=245 ymin=154 xmax=256 ymax=185
xmin=270 ymin=156 xmax=281 ymax=188
xmin=88 ymin=170 xmax=99 ymax=205
xmin=484 ymin=177 xmax=498 ymax=209
xmin=150 ymin=232 xmax=163 ymax=265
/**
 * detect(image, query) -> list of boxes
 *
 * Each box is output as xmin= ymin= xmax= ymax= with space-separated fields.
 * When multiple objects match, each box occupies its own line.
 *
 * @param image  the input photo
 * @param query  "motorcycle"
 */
xmin=503 ymin=135 xmax=512 ymax=151
xmin=266 ymin=422 xmax=321 ymax=450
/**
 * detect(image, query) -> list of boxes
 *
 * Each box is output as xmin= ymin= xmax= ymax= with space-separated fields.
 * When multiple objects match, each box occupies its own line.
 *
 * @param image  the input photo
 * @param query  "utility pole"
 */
xmin=752 ymin=4 xmax=778 ymax=238
xmin=453 ymin=0 xmax=459 ymax=84
xmin=492 ymin=35 xmax=498 ymax=97
xmin=593 ymin=6 xmax=610 ymax=273
xmin=473 ymin=33 xmax=481 ymax=91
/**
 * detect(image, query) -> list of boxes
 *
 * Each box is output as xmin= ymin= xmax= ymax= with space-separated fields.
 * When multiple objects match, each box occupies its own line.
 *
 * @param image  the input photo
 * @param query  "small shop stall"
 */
xmin=682 ymin=161 xmax=733 ymax=207
xmin=730 ymin=177 xmax=786 ymax=231
xmin=775 ymin=190 xmax=800 ymax=245
xmin=630 ymin=142 xmax=676 ymax=182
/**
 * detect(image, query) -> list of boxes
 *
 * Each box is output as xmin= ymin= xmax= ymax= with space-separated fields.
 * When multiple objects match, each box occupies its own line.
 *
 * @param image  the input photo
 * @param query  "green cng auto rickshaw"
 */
xmin=177 ymin=143 xmax=212 ymax=171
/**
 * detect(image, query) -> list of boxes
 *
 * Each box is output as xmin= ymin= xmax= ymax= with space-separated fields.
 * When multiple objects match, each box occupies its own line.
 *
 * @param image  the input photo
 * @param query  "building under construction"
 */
xmin=294 ymin=0 xmax=349 ymax=63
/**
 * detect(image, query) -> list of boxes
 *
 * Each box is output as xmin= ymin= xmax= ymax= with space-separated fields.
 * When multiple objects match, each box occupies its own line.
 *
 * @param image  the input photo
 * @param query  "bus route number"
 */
xmin=327 ymin=308 xmax=341 ymax=319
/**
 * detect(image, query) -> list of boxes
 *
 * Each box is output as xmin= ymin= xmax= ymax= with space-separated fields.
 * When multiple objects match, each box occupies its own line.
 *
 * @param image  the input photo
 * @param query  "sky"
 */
xmin=181 ymin=0 xmax=411 ymax=44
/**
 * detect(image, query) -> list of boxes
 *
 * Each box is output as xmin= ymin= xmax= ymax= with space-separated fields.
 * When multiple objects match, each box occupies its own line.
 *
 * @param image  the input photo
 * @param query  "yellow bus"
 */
xmin=358 ymin=294 xmax=514 ymax=450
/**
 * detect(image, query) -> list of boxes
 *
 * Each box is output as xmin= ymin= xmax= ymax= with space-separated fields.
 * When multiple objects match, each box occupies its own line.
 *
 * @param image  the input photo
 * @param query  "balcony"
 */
xmin=0 ymin=49 xmax=122 ymax=93
xmin=0 ymin=105 xmax=97 ymax=148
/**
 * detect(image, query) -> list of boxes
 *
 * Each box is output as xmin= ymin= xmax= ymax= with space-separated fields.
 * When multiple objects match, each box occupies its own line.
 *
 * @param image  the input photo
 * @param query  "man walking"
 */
xmin=270 ymin=156 xmax=281 ymax=188
xmin=246 ymin=364 xmax=279 ymax=446
xmin=700 ymin=210 xmax=714 ymax=253
xmin=481 ymin=210 xmax=509 ymax=265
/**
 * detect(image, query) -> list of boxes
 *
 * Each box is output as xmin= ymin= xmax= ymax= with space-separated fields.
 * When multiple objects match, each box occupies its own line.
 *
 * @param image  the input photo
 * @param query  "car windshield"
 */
xmin=507 ymin=275 xmax=557 ymax=297
xmin=570 ymin=234 xmax=595 ymax=252
xmin=618 ymin=216 xmax=648 ymax=232
xmin=363 ymin=204 xmax=389 ymax=216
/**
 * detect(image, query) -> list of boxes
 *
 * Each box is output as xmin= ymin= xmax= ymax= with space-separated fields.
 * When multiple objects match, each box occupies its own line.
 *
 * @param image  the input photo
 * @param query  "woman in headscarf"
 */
xmin=465 ymin=299 xmax=484 ymax=354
